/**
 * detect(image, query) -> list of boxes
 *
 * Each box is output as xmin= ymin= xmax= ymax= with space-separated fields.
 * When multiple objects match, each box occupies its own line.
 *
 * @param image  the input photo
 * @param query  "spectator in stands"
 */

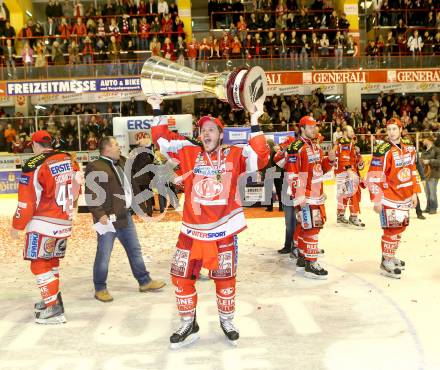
xmin=4 ymin=123 xmax=16 ymax=152
xmin=68 ymin=39 xmax=81 ymax=67
xmin=11 ymin=135 xmax=24 ymax=154
xmin=319 ymin=33 xmax=330 ymax=69
xmin=19 ymin=20 xmax=34 ymax=47
xmin=123 ymin=39 xmax=137 ymax=74
xmin=3 ymin=39 xmax=16 ymax=79
xmin=161 ymin=37 xmax=174 ymax=60
xmin=175 ymin=35 xmax=187 ymax=65
xmin=158 ymin=0 xmax=169 ymax=15
xmin=34 ymin=41 xmax=47 ymax=78
xmin=407 ymin=30 xmax=423 ymax=64
xmin=150 ymin=36 xmax=161 ymax=56
xmin=384 ymin=31 xmax=395 ymax=66
xmin=108 ymin=35 xmax=121 ymax=75
xmin=187 ymin=35 xmax=198 ymax=70
xmin=3 ymin=20 xmax=16 ymax=44
xmin=21 ymin=42 xmax=34 ymax=78
xmin=299 ymin=34 xmax=310 ymax=69
xmin=139 ymin=17 xmax=150 ymax=50
xmin=334 ymin=30 xmax=345 ymax=69
xmin=52 ymin=41 xmax=65 ymax=65
xmin=82 ymin=36 xmax=94 ymax=64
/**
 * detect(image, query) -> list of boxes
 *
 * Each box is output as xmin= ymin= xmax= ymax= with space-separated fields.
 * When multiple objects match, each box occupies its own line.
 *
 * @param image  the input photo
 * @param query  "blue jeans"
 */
xmin=425 ymin=177 xmax=439 ymax=211
xmin=283 ymin=204 xmax=297 ymax=249
xmin=93 ymin=212 xmax=151 ymax=291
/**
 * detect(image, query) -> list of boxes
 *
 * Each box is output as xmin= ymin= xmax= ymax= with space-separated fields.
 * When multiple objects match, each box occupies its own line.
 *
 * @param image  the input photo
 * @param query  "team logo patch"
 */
xmin=171 ymin=249 xmax=190 ymax=277
xmin=194 ymin=178 xmax=223 ymax=198
xmin=397 ymin=168 xmax=411 ymax=182
xmin=18 ymin=175 xmax=30 ymax=185
xmin=44 ymin=238 xmax=57 ymax=254
xmin=371 ymin=158 xmax=382 ymax=166
xmin=313 ymin=163 xmax=323 ymax=177
xmin=288 ymin=156 xmax=297 ymax=163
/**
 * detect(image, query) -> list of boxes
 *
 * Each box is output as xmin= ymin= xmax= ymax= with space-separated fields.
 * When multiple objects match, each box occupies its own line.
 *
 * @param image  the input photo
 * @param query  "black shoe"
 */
xmin=265 ymin=207 xmax=273 ymax=212
xmin=220 ymin=317 xmax=239 ymax=345
xmin=417 ymin=214 xmax=426 ymax=220
xmin=429 ymin=210 xmax=437 ymax=215
xmin=304 ymin=260 xmax=328 ymax=280
xmin=170 ymin=315 xmax=200 ymax=349
xmin=422 ymin=209 xmax=431 ymax=213
xmin=278 ymin=246 xmax=291 ymax=254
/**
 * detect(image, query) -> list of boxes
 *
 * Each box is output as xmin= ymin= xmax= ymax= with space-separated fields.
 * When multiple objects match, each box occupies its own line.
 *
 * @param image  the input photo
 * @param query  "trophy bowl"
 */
xmin=140 ymin=56 xmax=267 ymax=113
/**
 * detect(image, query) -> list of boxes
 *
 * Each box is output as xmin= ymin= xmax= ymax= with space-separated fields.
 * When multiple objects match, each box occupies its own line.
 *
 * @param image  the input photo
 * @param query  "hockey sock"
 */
xmin=215 ymin=278 xmax=236 ymax=319
xmin=302 ymin=230 xmax=319 ymax=262
xmin=31 ymin=260 xmax=59 ymax=307
xmin=172 ymin=277 xmax=197 ymax=318
xmin=51 ymin=258 xmax=60 ymax=279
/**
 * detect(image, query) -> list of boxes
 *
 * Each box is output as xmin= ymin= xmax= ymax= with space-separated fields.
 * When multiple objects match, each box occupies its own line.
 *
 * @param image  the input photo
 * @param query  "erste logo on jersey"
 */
xmin=49 ymin=161 xmax=72 ymax=176
xmin=194 ymin=178 xmax=223 ymax=198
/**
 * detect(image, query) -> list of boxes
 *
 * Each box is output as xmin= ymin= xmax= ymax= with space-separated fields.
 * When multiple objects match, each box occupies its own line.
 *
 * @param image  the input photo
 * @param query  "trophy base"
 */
xmin=227 ymin=66 xmax=267 ymax=113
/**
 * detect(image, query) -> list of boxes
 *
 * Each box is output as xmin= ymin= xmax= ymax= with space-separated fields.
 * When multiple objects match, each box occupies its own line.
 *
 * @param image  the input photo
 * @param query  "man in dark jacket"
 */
xmin=421 ymin=135 xmax=440 ymax=214
xmin=85 ymin=136 xmax=165 ymax=302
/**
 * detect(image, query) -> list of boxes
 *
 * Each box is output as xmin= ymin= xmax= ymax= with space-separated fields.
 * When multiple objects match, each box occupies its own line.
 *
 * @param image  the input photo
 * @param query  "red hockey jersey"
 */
xmin=367 ymin=140 xmax=421 ymax=209
xmin=334 ymin=137 xmax=364 ymax=175
xmin=151 ymin=119 xmax=269 ymax=241
xmin=284 ymin=136 xmax=334 ymax=206
xmin=12 ymin=151 xmax=79 ymax=238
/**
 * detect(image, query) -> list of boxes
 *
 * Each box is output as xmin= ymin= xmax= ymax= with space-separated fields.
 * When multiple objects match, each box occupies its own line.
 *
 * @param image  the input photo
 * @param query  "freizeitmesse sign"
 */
xmin=5 ymin=77 xmax=141 ymax=95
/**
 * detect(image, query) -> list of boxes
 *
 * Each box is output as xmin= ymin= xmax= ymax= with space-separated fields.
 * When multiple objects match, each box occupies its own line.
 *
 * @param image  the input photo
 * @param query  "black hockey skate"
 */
xmin=35 ymin=303 xmax=66 ymax=324
xmin=170 ymin=315 xmax=200 ymax=349
xmin=336 ymin=214 xmax=349 ymax=226
xmin=304 ymin=261 xmax=328 ymax=280
xmin=348 ymin=215 xmax=365 ymax=229
xmin=296 ymin=252 xmax=306 ymax=271
xmin=392 ymin=257 xmax=405 ymax=270
xmin=380 ymin=258 xmax=402 ymax=279
xmin=220 ymin=317 xmax=239 ymax=345
xmin=34 ymin=292 xmax=64 ymax=315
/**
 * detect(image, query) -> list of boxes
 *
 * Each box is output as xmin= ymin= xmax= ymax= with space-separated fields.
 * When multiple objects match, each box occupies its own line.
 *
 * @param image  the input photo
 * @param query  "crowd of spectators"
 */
xmin=206 ymin=0 xmax=355 ymax=69
xmin=0 ymin=0 xmax=187 ymax=78
xmin=367 ymin=1 xmax=440 ymax=66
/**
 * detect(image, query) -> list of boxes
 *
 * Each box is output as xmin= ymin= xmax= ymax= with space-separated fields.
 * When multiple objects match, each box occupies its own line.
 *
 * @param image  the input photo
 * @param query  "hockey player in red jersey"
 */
xmin=334 ymin=125 xmax=365 ymax=228
xmin=284 ymin=116 xmax=335 ymax=279
xmin=10 ymin=130 xmax=80 ymax=324
xmin=148 ymin=96 xmax=269 ymax=348
xmin=367 ymin=118 xmax=420 ymax=278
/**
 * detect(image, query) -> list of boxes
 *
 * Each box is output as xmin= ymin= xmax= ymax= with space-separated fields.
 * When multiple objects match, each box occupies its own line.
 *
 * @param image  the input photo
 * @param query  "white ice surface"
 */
xmin=0 ymin=184 xmax=439 ymax=370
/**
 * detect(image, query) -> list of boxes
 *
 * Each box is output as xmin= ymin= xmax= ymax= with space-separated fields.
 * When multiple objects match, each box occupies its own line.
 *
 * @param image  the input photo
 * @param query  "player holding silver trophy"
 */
xmin=141 ymin=57 xmax=270 ymax=348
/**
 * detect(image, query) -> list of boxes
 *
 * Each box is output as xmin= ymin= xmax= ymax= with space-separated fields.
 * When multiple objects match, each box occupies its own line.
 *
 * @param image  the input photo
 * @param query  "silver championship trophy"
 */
xmin=140 ymin=56 xmax=267 ymax=113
